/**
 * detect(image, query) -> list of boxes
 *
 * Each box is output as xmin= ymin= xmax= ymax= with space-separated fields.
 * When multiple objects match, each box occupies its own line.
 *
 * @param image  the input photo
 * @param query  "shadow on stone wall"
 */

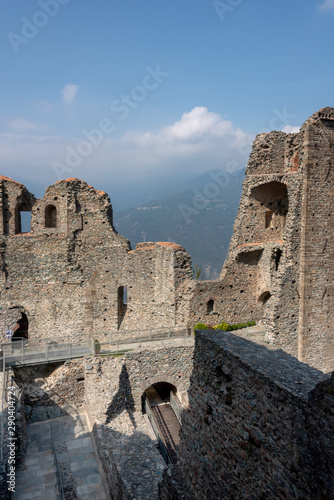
xmin=159 ymin=331 xmax=334 ymax=500
xmin=93 ymin=420 xmax=165 ymax=500
xmin=13 ymin=361 xmax=85 ymax=423
xmin=105 ymin=364 xmax=136 ymax=428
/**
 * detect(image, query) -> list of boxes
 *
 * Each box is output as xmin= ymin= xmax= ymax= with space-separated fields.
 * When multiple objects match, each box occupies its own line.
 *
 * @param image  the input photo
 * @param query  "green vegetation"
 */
xmin=193 ymin=322 xmax=209 ymax=334
xmin=194 ymin=263 xmax=206 ymax=280
xmin=194 ymin=320 xmax=256 ymax=334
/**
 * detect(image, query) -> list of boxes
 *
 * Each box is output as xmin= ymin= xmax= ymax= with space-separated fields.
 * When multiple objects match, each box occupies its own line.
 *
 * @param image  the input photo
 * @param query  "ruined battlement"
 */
xmin=0 ymin=178 xmax=193 ymax=341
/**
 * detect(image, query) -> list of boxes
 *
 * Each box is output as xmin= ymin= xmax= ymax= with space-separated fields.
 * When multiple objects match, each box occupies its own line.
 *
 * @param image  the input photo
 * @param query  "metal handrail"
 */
xmin=0 ymin=328 xmax=192 ymax=366
xmin=145 ymin=398 xmax=171 ymax=465
xmin=51 ymin=426 xmax=65 ymax=499
xmin=0 ymin=326 xmax=190 ymax=351
xmin=170 ymin=391 xmax=183 ymax=425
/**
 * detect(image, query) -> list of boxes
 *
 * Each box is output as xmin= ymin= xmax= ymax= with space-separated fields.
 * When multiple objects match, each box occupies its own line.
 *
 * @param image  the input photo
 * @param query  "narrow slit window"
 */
xmin=265 ymin=211 xmax=273 ymax=228
xmin=118 ymin=286 xmax=128 ymax=329
xmin=122 ymin=286 xmax=127 ymax=305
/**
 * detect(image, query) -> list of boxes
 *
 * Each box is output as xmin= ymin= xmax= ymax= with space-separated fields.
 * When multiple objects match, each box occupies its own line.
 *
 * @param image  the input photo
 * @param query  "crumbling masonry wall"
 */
xmin=0 ymin=108 xmax=332 ymax=373
xmin=187 ymin=108 xmax=334 ymax=372
xmin=160 ymin=331 xmax=334 ymax=500
xmin=0 ymin=177 xmax=193 ymax=342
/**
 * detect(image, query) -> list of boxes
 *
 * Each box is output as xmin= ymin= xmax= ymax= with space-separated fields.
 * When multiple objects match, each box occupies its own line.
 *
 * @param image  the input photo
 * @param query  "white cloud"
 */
xmin=62 ymin=84 xmax=79 ymax=103
xmin=7 ymin=118 xmax=39 ymax=132
xmin=120 ymin=107 xmax=252 ymax=162
xmin=0 ymin=107 xmax=253 ymax=192
xmin=281 ymin=125 xmax=300 ymax=133
xmin=318 ymin=0 xmax=334 ymax=10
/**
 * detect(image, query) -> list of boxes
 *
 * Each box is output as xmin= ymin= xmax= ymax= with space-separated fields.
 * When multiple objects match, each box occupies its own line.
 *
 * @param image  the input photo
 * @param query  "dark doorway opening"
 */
xmin=142 ymin=382 xmax=181 ymax=465
xmin=12 ymin=313 xmax=29 ymax=340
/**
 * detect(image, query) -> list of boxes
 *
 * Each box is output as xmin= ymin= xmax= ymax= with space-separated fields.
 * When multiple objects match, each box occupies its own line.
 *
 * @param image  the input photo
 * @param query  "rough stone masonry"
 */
xmin=159 ymin=330 xmax=334 ymax=500
xmin=0 ymin=107 xmax=333 ymax=372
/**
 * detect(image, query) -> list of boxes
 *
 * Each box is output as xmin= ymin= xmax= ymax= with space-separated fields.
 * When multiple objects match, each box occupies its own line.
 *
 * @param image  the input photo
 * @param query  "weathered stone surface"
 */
xmin=84 ymin=344 xmax=194 ymax=499
xmin=160 ymin=330 xmax=334 ymax=500
xmin=13 ymin=360 xmax=85 ymax=422
xmin=0 ymin=109 xmax=332 ymax=373
xmin=186 ymin=108 xmax=334 ymax=372
xmin=0 ymin=178 xmax=193 ymax=344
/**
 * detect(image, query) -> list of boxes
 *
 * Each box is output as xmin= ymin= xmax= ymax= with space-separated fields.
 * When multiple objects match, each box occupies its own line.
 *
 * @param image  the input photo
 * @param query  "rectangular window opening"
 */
xmin=265 ymin=211 xmax=273 ymax=229
xmin=122 ymin=286 xmax=128 ymax=305
xmin=20 ymin=211 xmax=32 ymax=233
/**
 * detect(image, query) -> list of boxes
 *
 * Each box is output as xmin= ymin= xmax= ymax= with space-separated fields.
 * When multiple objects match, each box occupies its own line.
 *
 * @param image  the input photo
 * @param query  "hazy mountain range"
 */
xmin=114 ymin=168 xmax=245 ymax=279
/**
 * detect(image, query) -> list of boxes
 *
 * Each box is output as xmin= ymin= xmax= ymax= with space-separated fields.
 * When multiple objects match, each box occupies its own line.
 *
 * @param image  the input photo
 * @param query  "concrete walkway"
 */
xmin=14 ymin=413 xmax=108 ymax=500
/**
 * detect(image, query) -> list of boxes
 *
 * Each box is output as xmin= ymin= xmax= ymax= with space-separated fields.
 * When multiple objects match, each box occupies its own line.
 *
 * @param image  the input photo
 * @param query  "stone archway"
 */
xmin=136 ymin=375 xmax=186 ymax=410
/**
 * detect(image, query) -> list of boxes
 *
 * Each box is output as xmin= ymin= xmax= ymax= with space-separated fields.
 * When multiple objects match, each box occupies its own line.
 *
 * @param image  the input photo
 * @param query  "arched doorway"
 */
xmin=142 ymin=382 xmax=182 ymax=464
xmin=12 ymin=313 xmax=29 ymax=340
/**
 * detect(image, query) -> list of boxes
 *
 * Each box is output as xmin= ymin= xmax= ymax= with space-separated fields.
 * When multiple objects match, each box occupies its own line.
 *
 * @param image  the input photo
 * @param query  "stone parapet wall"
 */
xmin=84 ymin=343 xmax=194 ymax=420
xmin=164 ymin=330 xmax=334 ymax=500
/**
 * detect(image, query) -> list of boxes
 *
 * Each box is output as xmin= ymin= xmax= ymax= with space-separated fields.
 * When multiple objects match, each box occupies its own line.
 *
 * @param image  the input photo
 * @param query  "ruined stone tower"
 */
xmin=188 ymin=108 xmax=334 ymax=372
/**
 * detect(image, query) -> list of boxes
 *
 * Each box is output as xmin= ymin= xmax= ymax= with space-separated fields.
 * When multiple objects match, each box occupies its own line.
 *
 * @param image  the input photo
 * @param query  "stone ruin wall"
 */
xmin=186 ymin=109 xmax=334 ymax=373
xmin=297 ymin=110 xmax=334 ymax=372
xmin=160 ymin=331 xmax=334 ymax=500
xmin=84 ymin=344 xmax=194 ymax=499
xmin=0 ymin=177 xmax=193 ymax=343
xmin=0 ymin=107 xmax=332 ymax=373
xmin=187 ymin=130 xmax=304 ymax=335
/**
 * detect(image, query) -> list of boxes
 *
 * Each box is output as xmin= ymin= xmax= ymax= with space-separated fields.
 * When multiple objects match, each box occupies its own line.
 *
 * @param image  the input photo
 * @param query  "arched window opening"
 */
xmin=45 ymin=205 xmax=57 ymax=228
xmin=258 ymin=291 xmax=271 ymax=304
xmin=207 ymin=299 xmax=214 ymax=313
xmin=142 ymin=382 xmax=181 ymax=465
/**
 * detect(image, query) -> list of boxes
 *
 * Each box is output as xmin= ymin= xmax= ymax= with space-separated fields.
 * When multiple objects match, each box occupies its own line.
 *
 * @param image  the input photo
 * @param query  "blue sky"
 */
xmin=1 ymin=0 xmax=334 ymax=209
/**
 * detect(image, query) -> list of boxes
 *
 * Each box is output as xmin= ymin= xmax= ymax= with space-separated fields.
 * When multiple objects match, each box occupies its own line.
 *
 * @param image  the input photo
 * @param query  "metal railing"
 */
xmin=0 ymin=340 xmax=90 ymax=367
xmin=170 ymin=391 xmax=183 ymax=425
xmin=0 ymin=327 xmax=193 ymax=366
xmin=51 ymin=426 xmax=65 ymax=500
xmin=109 ymin=326 xmax=190 ymax=345
xmin=145 ymin=398 xmax=172 ymax=465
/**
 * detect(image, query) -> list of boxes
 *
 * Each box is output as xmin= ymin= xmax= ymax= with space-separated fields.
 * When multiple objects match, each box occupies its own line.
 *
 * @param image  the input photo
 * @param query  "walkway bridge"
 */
xmin=0 ymin=327 xmax=192 ymax=368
